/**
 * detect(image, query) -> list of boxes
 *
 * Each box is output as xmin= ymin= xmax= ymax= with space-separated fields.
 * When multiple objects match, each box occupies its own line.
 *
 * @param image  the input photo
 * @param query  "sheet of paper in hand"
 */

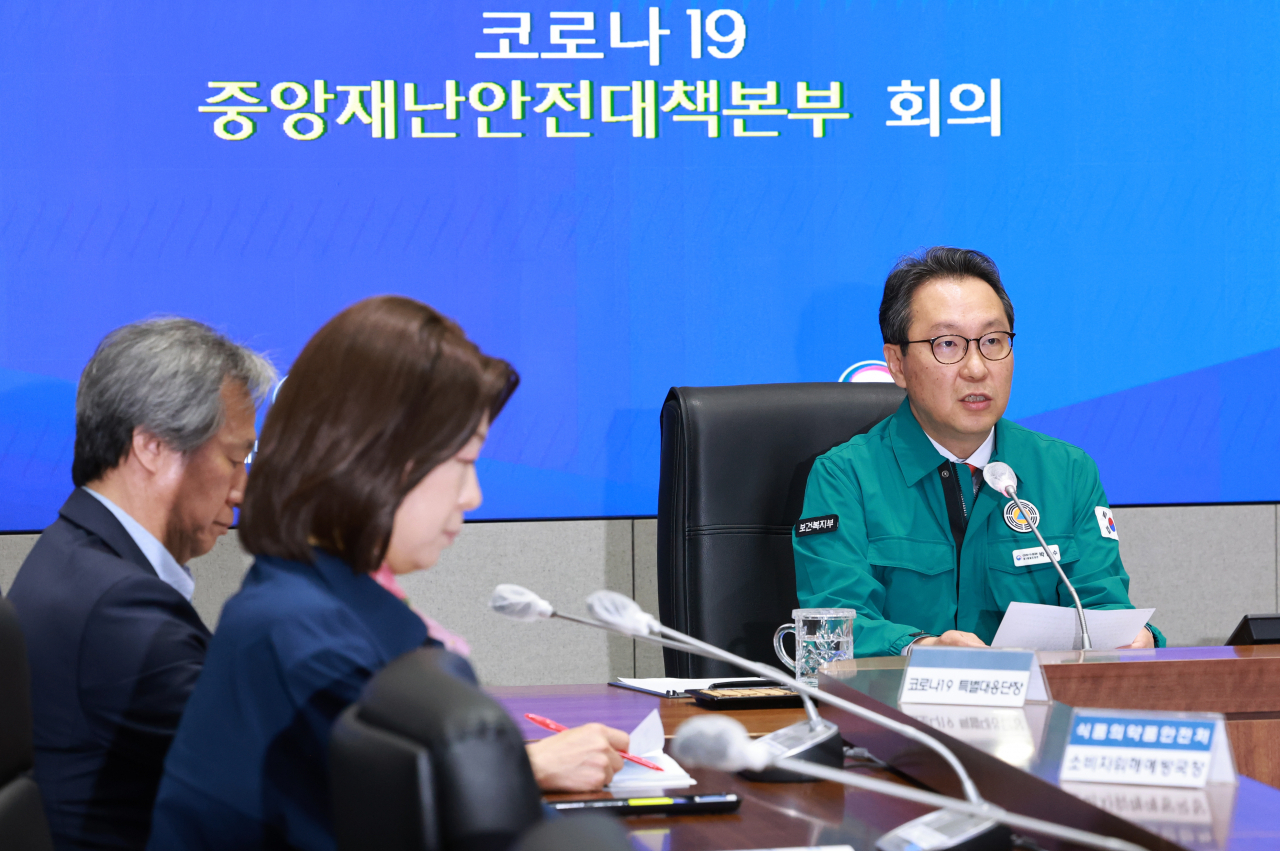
xmin=991 ymin=602 xmax=1155 ymax=651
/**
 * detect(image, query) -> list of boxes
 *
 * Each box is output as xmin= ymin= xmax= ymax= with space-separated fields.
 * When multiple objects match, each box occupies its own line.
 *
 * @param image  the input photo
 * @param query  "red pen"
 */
xmin=523 ymin=713 xmax=665 ymax=772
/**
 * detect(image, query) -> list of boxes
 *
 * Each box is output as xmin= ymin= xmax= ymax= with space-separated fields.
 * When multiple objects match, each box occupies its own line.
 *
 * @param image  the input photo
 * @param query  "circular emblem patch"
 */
xmin=1003 ymin=500 xmax=1040 ymax=533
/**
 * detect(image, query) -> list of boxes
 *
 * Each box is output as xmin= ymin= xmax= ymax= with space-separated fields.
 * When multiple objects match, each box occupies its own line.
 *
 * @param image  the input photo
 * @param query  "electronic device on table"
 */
xmin=687 ymin=680 xmax=804 ymax=710
xmin=548 ymin=793 xmax=741 ymax=816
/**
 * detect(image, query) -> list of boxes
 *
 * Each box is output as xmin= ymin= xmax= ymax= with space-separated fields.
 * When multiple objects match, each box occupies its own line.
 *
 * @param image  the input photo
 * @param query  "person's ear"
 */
xmin=130 ymin=428 xmax=174 ymax=476
xmin=883 ymin=343 xmax=909 ymax=390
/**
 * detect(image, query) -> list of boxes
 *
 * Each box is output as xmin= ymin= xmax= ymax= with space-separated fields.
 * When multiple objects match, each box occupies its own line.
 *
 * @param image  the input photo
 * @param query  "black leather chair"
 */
xmin=0 ymin=597 xmax=54 ymax=851
xmin=329 ymin=647 xmax=543 ymax=851
xmin=657 ymin=382 xmax=906 ymax=677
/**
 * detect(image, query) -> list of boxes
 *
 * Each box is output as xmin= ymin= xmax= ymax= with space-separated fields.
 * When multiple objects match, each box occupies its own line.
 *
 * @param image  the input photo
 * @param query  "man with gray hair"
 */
xmin=7 ymin=318 xmax=275 ymax=851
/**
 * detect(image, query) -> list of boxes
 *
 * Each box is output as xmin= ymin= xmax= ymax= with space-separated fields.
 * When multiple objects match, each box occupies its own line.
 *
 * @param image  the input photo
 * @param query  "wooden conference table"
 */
xmin=490 ymin=646 xmax=1280 ymax=851
xmin=492 ymin=682 xmax=938 ymax=851
xmin=1038 ymin=645 xmax=1280 ymax=788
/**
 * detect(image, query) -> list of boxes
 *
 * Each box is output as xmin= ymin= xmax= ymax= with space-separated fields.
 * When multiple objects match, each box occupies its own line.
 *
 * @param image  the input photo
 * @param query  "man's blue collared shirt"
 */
xmin=83 ymin=487 xmax=194 ymax=601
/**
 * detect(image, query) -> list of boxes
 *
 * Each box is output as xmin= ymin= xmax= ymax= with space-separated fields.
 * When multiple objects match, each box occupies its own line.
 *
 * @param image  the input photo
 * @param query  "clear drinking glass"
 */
xmin=772 ymin=608 xmax=856 ymax=688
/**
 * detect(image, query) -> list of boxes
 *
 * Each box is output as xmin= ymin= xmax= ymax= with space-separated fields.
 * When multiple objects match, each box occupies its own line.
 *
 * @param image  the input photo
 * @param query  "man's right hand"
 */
xmin=915 ymin=630 xmax=988 ymax=648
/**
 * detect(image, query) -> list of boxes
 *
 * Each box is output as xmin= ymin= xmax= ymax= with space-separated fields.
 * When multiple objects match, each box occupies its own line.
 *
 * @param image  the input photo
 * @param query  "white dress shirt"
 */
xmin=83 ymin=487 xmax=195 ymax=601
xmin=925 ymin=427 xmax=995 ymax=468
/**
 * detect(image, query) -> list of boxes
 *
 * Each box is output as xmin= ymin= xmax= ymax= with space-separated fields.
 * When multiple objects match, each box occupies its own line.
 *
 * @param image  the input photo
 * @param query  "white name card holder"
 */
xmin=1060 ymin=708 xmax=1237 ymax=789
xmin=898 ymin=647 xmax=1051 ymax=708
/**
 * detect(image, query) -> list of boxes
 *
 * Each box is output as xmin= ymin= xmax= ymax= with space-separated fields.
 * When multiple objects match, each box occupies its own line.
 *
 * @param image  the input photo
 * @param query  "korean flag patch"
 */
xmin=1094 ymin=506 xmax=1119 ymax=540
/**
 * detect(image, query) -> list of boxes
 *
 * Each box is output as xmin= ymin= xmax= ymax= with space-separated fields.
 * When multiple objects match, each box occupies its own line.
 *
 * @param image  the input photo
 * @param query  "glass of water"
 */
xmin=772 ymin=608 xmax=856 ymax=687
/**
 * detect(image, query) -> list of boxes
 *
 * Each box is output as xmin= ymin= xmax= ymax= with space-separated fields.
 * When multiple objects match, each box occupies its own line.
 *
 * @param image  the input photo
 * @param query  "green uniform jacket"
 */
xmin=793 ymin=399 xmax=1165 ymax=657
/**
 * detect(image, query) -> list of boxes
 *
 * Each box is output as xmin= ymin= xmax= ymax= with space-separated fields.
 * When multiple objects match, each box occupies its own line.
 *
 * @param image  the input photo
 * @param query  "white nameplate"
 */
xmin=1011 ymin=544 xmax=1059 ymax=567
xmin=1060 ymin=708 xmax=1237 ymax=789
xmin=898 ymin=647 xmax=1049 ymax=708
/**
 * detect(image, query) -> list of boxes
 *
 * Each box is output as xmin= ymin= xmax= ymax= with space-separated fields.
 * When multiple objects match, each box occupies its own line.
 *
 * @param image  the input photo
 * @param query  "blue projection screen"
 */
xmin=1 ymin=1 xmax=1278 ymax=529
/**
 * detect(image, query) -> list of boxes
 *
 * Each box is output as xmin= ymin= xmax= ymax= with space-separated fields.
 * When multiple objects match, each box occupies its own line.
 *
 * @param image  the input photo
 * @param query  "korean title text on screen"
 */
xmin=199 ymin=9 xmax=1002 ymax=142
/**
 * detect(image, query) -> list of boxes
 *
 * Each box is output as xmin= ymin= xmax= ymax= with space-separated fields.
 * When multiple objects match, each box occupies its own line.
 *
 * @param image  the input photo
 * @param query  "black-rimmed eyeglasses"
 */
xmin=904 ymin=332 xmax=1015 ymax=365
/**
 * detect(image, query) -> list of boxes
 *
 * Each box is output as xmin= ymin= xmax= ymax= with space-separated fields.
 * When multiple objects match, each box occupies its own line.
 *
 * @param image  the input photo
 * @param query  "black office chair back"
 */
xmin=330 ymin=647 xmax=543 ymax=851
xmin=0 ymin=597 xmax=54 ymax=851
xmin=657 ymin=382 xmax=906 ymax=677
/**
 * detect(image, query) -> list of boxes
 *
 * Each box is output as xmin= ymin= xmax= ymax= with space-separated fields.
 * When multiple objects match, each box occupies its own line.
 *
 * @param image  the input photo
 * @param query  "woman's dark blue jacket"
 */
xmin=147 ymin=550 xmax=446 ymax=851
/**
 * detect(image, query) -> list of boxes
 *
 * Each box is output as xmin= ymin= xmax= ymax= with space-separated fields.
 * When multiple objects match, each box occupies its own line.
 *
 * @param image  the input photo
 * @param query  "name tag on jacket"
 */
xmin=796 ymin=515 xmax=839 ymax=536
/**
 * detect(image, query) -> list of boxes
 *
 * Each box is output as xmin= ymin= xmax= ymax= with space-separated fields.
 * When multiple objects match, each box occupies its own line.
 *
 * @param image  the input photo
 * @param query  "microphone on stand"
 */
xmin=670 ymin=717 xmax=1145 ymax=851
xmin=494 ymin=585 xmax=982 ymax=801
xmin=669 ymin=716 xmax=773 ymax=773
xmin=983 ymin=462 xmax=1093 ymax=650
xmin=488 ymin=584 xmax=691 ymax=654
xmin=493 ymin=585 xmax=1148 ymax=851
xmin=582 ymin=589 xmax=985 ymax=800
xmin=489 ymin=584 xmax=554 ymax=621
xmin=490 ymin=585 xmax=844 ymax=782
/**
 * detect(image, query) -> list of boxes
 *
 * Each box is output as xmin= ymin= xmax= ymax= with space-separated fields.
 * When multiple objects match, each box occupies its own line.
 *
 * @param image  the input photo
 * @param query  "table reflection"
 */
xmin=627 ymin=827 xmax=671 ymax=851
xmin=1060 ymin=782 xmax=1237 ymax=851
xmin=897 ymin=703 xmax=1051 ymax=769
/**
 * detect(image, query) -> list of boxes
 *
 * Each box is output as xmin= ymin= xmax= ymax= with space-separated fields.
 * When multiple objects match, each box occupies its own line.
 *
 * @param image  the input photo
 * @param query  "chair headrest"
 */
xmin=352 ymin=647 xmax=543 ymax=850
xmin=661 ymin=382 xmax=905 ymax=526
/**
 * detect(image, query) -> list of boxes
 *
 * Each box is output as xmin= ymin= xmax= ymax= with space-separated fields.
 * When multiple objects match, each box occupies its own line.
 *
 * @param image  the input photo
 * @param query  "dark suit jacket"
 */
xmin=6 ymin=489 xmax=210 ymax=851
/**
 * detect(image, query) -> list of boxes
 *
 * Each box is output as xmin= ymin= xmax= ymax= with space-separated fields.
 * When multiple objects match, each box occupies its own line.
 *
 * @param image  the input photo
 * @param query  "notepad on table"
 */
xmin=610 ymin=677 xmax=772 ymax=698
xmin=605 ymin=708 xmax=696 ymax=792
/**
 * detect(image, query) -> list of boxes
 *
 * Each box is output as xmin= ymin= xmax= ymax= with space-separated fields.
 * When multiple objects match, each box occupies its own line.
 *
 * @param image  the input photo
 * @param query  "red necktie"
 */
xmin=967 ymin=464 xmax=982 ymax=499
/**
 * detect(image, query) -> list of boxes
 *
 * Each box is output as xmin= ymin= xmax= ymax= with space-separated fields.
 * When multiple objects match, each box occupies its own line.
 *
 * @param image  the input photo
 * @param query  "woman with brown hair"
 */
xmin=146 ymin=296 xmax=628 ymax=851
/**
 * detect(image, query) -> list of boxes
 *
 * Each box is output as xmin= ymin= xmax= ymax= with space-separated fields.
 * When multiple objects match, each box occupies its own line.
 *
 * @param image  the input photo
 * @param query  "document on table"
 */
xmin=610 ymin=677 xmax=772 ymax=697
xmin=991 ymin=602 xmax=1155 ymax=651
xmin=605 ymin=708 xmax=696 ymax=791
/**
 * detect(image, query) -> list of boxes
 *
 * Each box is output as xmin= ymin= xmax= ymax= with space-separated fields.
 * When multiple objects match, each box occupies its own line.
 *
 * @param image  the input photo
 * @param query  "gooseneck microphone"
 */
xmin=492 ymin=584 xmax=982 ymax=804
xmin=983 ymin=462 xmax=1093 ymax=650
xmin=581 ymin=589 xmax=985 ymax=804
xmin=494 ymin=585 xmax=844 ymax=782
xmin=494 ymin=583 xmax=983 ymax=803
xmin=670 ymin=717 xmax=1145 ymax=851
xmin=489 ymin=584 xmax=692 ymax=654
xmin=493 ymin=585 xmax=1147 ymax=851
xmin=670 ymin=716 xmax=773 ymax=772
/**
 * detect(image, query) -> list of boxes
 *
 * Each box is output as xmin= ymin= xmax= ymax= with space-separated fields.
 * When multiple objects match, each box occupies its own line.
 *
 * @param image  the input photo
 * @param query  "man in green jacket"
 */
xmin=793 ymin=247 xmax=1163 ymax=657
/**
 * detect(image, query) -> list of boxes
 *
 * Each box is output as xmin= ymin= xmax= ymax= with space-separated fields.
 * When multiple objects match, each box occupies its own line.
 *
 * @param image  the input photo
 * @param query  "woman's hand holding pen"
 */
xmin=525 ymin=723 xmax=631 ymax=792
